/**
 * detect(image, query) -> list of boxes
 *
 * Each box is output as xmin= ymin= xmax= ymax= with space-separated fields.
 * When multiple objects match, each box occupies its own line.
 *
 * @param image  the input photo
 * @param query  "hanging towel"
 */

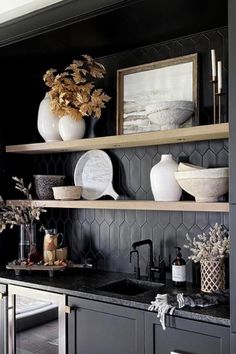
xmin=148 ymin=290 xmax=229 ymax=330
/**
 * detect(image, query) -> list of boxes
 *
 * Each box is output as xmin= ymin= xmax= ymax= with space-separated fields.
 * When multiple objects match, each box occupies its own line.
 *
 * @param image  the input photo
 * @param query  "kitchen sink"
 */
xmin=97 ymin=278 xmax=164 ymax=296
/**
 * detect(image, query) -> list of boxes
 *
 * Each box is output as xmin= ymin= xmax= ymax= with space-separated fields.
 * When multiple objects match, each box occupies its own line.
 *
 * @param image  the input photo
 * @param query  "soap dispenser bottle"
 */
xmin=172 ymin=247 xmax=186 ymax=287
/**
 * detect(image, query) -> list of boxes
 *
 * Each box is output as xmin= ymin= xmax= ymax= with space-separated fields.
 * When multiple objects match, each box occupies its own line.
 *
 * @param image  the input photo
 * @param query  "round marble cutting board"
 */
xmin=74 ymin=150 xmax=118 ymax=200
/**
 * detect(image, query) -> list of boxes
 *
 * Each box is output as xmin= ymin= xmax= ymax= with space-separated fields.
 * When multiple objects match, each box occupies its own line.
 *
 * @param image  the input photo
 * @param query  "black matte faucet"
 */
xmin=131 ymin=239 xmax=154 ymax=281
xmin=131 ymin=239 xmax=165 ymax=281
xmin=130 ymin=249 xmax=140 ymax=279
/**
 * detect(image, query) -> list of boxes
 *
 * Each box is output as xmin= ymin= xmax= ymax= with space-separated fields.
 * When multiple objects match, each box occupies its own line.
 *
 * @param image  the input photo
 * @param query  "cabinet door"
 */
xmin=8 ymin=285 xmax=66 ymax=354
xmin=145 ymin=312 xmax=229 ymax=354
xmin=0 ymin=284 xmax=7 ymax=354
xmin=229 ymin=0 xmax=236 ymax=204
xmin=67 ymin=296 xmax=145 ymax=354
xmin=230 ymin=205 xmax=236 ymax=334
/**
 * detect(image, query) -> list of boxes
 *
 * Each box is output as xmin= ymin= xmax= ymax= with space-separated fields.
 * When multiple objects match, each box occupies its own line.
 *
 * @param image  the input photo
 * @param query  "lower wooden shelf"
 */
xmin=6 ymin=200 xmax=229 ymax=212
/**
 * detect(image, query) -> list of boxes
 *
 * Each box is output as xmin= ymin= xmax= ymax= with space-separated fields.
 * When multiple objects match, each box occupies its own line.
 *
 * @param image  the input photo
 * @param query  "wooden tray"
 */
xmin=6 ymin=264 xmax=68 ymax=277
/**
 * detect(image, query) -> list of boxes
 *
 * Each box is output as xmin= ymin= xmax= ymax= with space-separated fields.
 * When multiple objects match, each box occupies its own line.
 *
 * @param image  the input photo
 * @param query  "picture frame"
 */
xmin=116 ymin=53 xmax=198 ymax=135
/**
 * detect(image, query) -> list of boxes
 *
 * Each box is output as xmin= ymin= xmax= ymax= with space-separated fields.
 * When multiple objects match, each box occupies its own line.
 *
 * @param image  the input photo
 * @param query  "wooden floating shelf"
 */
xmin=5 ymin=123 xmax=229 ymax=154
xmin=6 ymin=200 xmax=229 ymax=212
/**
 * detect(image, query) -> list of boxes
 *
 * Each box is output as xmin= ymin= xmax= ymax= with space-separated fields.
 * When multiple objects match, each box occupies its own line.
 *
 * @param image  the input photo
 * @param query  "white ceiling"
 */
xmin=0 ymin=0 xmax=64 ymax=23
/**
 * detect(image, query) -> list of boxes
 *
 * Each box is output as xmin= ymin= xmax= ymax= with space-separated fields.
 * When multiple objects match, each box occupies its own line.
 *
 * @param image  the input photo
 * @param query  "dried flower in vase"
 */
xmin=184 ymin=223 xmax=229 ymax=262
xmin=0 ymin=177 xmax=46 ymax=233
xmin=43 ymin=54 xmax=111 ymax=120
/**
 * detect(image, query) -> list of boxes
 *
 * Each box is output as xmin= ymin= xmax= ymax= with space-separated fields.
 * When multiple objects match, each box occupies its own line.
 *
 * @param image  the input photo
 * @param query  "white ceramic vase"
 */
xmin=58 ymin=115 xmax=86 ymax=141
xmin=37 ymin=93 xmax=61 ymax=142
xmin=150 ymin=154 xmax=182 ymax=201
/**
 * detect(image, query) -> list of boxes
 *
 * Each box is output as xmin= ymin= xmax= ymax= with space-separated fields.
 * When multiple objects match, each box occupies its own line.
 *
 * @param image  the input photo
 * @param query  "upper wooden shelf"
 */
xmin=6 ymin=200 xmax=229 ymax=213
xmin=5 ymin=123 xmax=229 ymax=154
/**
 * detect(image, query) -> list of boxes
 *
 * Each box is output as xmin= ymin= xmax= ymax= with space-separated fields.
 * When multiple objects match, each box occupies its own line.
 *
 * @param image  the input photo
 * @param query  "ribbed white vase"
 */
xmin=150 ymin=154 xmax=182 ymax=201
xmin=58 ymin=115 xmax=86 ymax=141
xmin=37 ymin=93 xmax=61 ymax=142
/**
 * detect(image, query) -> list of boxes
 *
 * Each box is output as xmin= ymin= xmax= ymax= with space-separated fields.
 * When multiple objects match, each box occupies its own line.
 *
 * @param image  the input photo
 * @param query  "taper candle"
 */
xmin=217 ymin=61 xmax=222 ymax=93
xmin=211 ymin=49 xmax=216 ymax=79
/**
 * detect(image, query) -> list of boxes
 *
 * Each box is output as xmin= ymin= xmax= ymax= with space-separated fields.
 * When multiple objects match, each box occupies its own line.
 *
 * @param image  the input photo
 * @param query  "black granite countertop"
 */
xmin=0 ymin=268 xmax=230 ymax=326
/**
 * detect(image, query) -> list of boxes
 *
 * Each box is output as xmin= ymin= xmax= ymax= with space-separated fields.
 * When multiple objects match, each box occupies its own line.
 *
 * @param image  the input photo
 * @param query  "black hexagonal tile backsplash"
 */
xmin=34 ymin=139 xmax=228 ymax=282
xmin=32 ymin=27 xmax=228 ymax=282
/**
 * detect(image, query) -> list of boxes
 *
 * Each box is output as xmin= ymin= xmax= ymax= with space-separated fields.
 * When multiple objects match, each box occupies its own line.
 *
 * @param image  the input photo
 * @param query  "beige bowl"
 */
xmin=177 ymin=162 xmax=203 ymax=171
xmin=145 ymin=100 xmax=194 ymax=130
xmin=52 ymin=186 xmax=82 ymax=200
xmin=175 ymin=167 xmax=229 ymax=202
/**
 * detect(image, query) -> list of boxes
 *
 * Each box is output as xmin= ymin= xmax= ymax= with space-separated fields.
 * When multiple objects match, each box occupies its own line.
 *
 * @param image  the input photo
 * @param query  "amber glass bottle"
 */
xmin=172 ymin=247 xmax=186 ymax=287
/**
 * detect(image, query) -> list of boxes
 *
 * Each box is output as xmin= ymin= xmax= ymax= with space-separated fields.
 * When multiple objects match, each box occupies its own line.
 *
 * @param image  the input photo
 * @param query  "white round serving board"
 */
xmin=74 ymin=150 xmax=118 ymax=200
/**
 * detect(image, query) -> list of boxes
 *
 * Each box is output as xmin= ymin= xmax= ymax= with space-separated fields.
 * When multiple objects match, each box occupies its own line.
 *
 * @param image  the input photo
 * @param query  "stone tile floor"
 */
xmin=16 ymin=319 xmax=58 ymax=354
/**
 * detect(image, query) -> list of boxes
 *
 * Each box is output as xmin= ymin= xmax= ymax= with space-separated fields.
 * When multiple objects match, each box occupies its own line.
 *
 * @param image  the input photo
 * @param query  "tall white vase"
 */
xmin=150 ymin=154 xmax=182 ymax=201
xmin=37 ymin=93 xmax=61 ymax=142
xmin=58 ymin=115 xmax=86 ymax=141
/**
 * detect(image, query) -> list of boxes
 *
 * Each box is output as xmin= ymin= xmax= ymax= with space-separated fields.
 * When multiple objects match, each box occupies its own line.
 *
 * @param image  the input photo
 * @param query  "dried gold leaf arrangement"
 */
xmin=43 ymin=55 xmax=111 ymax=120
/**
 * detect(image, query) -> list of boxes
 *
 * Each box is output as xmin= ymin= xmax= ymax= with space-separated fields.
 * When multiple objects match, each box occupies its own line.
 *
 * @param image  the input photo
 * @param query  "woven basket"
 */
xmin=200 ymin=260 xmax=225 ymax=293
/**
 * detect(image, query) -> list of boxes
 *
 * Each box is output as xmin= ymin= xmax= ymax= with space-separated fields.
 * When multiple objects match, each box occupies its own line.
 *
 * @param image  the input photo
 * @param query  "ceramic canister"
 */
xmin=37 ymin=93 xmax=61 ymax=142
xmin=150 ymin=154 xmax=182 ymax=201
xmin=58 ymin=115 xmax=86 ymax=141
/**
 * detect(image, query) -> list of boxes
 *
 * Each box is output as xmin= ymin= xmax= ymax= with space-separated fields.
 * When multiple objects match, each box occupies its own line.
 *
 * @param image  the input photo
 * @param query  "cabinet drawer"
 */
xmin=145 ymin=312 xmax=229 ymax=354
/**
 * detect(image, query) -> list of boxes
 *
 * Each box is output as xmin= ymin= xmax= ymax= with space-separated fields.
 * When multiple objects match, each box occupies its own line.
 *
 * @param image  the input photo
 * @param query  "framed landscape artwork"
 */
xmin=116 ymin=53 xmax=198 ymax=135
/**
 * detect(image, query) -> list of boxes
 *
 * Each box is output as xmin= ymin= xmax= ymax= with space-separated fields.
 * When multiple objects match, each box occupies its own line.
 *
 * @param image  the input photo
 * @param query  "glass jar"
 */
xmin=18 ymin=224 xmax=36 ymax=261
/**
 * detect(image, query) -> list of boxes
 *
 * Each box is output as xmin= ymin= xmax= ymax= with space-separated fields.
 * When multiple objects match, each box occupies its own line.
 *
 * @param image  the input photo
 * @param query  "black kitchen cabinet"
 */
xmin=230 ymin=206 xmax=236 ymax=335
xmin=229 ymin=0 xmax=236 ymax=352
xmin=67 ymin=296 xmax=145 ymax=354
xmin=67 ymin=295 xmax=229 ymax=354
xmin=0 ymin=284 xmax=7 ymax=354
xmin=229 ymin=0 xmax=236 ymax=204
xmin=145 ymin=312 xmax=230 ymax=354
xmin=0 ymin=275 xmax=231 ymax=354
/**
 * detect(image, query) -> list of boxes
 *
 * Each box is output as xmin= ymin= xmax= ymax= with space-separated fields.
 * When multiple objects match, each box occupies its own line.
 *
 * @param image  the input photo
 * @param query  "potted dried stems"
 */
xmin=184 ymin=223 xmax=229 ymax=293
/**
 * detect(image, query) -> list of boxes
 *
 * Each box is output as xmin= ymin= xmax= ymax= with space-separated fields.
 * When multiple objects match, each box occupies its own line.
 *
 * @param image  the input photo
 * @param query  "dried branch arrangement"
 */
xmin=0 ymin=177 xmax=46 ymax=232
xmin=184 ymin=223 xmax=229 ymax=262
xmin=43 ymin=54 xmax=111 ymax=120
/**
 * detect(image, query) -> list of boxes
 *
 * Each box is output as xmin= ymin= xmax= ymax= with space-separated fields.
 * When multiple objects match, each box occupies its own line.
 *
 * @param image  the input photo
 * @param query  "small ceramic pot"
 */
xmin=58 ymin=115 xmax=86 ymax=141
xmin=34 ymin=175 xmax=65 ymax=200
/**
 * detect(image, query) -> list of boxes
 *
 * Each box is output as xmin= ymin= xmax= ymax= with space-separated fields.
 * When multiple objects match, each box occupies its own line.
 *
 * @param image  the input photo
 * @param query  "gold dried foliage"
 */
xmin=43 ymin=55 xmax=111 ymax=120
xmin=0 ymin=177 xmax=46 ymax=233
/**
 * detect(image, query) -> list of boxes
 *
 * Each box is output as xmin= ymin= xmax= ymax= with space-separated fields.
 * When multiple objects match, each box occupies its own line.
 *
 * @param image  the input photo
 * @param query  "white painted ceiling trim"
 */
xmin=0 ymin=0 xmax=64 ymax=24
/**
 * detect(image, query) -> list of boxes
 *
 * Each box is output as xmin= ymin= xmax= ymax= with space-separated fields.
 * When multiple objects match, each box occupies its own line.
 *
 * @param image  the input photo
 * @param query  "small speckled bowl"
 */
xmin=34 ymin=175 xmax=65 ymax=200
xmin=53 ymin=186 xmax=82 ymax=200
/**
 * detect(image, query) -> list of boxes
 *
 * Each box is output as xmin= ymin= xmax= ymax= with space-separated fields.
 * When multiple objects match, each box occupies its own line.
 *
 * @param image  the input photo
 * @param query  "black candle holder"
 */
xmin=210 ymin=77 xmax=217 ymax=124
xmin=216 ymin=89 xmax=225 ymax=124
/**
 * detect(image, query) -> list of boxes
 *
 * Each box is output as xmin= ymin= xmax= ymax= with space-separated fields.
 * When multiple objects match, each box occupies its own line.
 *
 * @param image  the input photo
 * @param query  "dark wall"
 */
xmin=97 ymin=27 xmax=228 ymax=136
xmin=2 ymin=27 xmax=229 ymax=280
xmin=2 ymin=26 xmax=228 ymax=145
xmin=34 ymin=137 xmax=228 ymax=281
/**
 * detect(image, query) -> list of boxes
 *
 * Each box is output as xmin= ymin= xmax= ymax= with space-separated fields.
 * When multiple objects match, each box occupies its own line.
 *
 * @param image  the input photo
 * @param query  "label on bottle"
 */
xmin=172 ymin=265 xmax=186 ymax=282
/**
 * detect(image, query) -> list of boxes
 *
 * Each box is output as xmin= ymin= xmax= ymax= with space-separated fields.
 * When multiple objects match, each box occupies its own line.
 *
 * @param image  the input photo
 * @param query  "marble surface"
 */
xmin=0 ymin=268 xmax=230 ymax=326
